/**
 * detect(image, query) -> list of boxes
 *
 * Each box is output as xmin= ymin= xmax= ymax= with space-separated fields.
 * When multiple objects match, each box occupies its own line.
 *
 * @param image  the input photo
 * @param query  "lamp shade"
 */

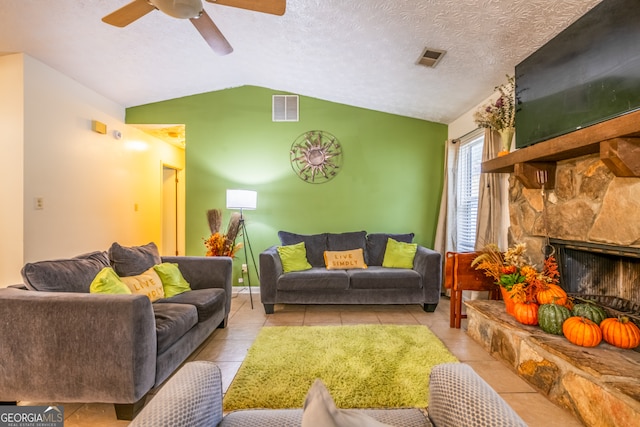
xmin=226 ymin=189 xmax=257 ymax=210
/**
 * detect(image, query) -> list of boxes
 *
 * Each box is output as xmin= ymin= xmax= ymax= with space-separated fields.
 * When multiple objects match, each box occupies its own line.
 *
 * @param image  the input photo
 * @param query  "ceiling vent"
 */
xmin=273 ymin=95 xmax=299 ymax=122
xmin=417 ymin=47 xmax=446 ymax=68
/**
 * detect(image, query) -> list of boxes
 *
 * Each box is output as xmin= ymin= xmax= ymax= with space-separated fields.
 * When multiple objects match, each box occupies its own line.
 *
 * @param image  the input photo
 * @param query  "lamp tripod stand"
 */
xmin=239 ymin=211 xmax=258 ymax=309
xmin=226 ymin=189 xmax=258 ymax=310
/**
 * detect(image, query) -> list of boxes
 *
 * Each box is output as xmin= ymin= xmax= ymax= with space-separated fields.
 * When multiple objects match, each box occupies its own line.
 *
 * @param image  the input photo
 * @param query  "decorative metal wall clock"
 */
xmin=290 ymin=130 xmax=343 ymax=183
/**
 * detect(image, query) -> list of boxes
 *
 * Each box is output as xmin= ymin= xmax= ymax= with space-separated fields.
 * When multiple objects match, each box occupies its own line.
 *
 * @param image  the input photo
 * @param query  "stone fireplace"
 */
xmin=472 ymin=113 xmax=640 ymax=426
xmin=508 ymin=152 xmax=640 ymax=325
xmin=509 ymin=152 xmax=640 ymax=266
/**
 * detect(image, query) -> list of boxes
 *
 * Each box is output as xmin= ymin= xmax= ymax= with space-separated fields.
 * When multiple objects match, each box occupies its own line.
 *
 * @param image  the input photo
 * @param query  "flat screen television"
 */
xmin=515 ymin=0 xmax=640 ymax=149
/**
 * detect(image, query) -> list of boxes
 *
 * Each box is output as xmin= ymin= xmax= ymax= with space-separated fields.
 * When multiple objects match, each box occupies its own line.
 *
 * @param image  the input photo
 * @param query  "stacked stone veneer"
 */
xmin=466 ymin=300 xmax=640 ymax=427
xmin=473 ymin=154 xmax=640 ymax=426
xmin=508 ymin=152 xmax=640 ymax=266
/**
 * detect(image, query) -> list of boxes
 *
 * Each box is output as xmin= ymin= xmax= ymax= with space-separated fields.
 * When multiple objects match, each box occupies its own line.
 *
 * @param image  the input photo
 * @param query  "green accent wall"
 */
xmin=126 ymin=86 xmax=446 ymax=278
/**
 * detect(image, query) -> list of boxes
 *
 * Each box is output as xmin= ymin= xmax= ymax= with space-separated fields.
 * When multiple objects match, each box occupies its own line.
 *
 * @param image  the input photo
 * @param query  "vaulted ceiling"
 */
xmin=0 ymin=0 xmax=601 ymax=123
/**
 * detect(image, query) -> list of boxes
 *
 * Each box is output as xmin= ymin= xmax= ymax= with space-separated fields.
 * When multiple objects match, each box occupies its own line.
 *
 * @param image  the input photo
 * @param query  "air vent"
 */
xmin=272 ymin=95 xmax=299 ymax=122
xmin=417 ymin=47 xmax=446 ymax=68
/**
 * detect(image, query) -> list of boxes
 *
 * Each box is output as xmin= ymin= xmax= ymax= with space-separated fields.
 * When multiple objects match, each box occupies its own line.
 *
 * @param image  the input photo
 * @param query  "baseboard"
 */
xmin=232 ymin=286 xmax=260 ymax=296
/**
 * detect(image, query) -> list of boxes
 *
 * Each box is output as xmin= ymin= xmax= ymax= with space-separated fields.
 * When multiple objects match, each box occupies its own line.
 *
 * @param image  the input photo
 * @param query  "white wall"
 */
xmin=448 ymin=92 xmax=496 ymax=140
xmin=0 ymin=55 xmax=25 ymax=285
xmin=0 ymin=54 xmax=185 ymax=286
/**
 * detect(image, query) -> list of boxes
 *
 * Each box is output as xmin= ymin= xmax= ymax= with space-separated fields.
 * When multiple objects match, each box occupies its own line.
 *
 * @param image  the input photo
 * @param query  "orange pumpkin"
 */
xmin=536 ymin=283 xmax=568 ymax=306
xmin=563 ymin=316 xmax=602 ymax=347
xmin=600 ymin=317 xmax=640 ymax=349
xmin=513 ymin=301 xmax=539 ymax=325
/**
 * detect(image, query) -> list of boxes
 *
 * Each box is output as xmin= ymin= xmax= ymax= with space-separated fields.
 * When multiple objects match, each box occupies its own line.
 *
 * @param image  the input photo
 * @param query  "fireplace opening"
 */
xmin=552 ymin=238 xmax=640 ymax=336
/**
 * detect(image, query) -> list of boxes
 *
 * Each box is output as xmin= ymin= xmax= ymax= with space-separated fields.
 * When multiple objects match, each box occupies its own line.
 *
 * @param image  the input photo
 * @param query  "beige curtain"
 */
xmin=434 ymin=138 xmax=459 ymax=298
xmin=474 ymin=129 xmax=510 ymax=251
xmin=434 ymin=139 xmax=459 ymax=255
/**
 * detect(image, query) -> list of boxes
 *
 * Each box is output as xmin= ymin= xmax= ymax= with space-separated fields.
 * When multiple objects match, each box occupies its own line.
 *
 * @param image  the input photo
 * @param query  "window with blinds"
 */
xmin=455 ymin=134 xmax=484 ymax=252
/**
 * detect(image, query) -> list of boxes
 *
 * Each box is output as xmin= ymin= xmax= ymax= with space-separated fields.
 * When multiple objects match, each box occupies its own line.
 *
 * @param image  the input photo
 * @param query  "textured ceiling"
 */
xmin=0 ymin=0 xmax=602 ymax=124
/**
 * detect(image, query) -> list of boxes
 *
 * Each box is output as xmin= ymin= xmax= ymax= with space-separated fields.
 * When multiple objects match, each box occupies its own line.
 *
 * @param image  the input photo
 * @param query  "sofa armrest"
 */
xmin=0 ymin=287 xmax=156 ymax=403
xmin=428 ymin=363 xmax=527 ymax=427
xmin=161 ymin=256 xmax=233 ymax=318
xmin=259 ymin=246 xmax=282 ymax=305
xmin=129 ymin=361 xmax=223 ymax=427
xmin=413 ymin=246 xmax=442 ymax=304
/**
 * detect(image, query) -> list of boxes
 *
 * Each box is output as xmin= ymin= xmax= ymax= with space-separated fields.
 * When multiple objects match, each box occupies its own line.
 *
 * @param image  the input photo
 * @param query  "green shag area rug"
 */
xmin=223 ymin=324 xmax=458 ymax=411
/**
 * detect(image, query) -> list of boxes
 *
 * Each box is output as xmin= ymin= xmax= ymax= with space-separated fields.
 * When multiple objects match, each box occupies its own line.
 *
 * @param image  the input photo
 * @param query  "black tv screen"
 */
xmin=515 ymin=0 xmax=640 ymax=149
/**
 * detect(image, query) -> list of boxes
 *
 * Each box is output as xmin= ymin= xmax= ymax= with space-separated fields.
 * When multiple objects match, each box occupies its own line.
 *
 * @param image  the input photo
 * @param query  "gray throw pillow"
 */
xmin=109 ymin=242 xmax=161 ymax=277
xmin=21 ymin=251 xmax=110 ymax=293
xmin=278 ymin=231 xmax=328 ymax=268
xmin=366 ymin=233 xmax=415 ymax=266
xmin=327 ymin=231 xmax=367 ymax=252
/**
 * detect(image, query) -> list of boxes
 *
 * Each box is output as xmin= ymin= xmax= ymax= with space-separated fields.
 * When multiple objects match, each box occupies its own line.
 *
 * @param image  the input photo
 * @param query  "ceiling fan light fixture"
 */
xmin=150 ymin=0 xmax=203 ymax=19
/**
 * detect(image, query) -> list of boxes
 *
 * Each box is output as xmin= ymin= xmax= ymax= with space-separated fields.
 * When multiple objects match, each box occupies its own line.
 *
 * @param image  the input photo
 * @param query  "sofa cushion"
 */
xmin=327 ymin=231 xmax=367 ymax=252
xmin=156 ymin=288 xmax=226 ymax=323
xmin=324 ymin=249 xmax=367 ymax=270
xmin=366 ymin=233 xmax=415 ymax=266
xmin=277 ymin=242 xmax=313 ymax=273
xmin=153 ymin=303 xmax=198 ymax=354
xmin=278 ymin=231 xmax=328 ymax=267
xmin=21 ymin=251 xmax=110 ymax=293
xmin=348 ymin=267 xmax=422 ymax=290
xmin=109 ymin=242 xmax=162 ymax=277
xmin=428 ymin=363 xmax=528 ymax=427
xmin=277 ymin=268 xmax=349 ymax=291
xmin=382 ymin=239 xmax=418 ymax=269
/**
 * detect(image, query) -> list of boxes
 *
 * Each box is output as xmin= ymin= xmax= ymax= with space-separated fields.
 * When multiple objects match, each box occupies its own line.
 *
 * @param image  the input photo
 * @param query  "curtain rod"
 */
xmin=451 ymin=127 xmax=482 ymax=144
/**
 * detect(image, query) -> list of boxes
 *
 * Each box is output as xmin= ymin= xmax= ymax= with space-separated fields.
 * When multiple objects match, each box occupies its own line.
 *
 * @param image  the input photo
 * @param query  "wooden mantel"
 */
xmin=481 ymin=109 xmax=640 ymax=189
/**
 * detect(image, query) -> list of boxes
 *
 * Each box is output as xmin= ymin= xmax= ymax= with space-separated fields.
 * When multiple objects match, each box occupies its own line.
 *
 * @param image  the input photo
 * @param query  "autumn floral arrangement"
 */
xmin=471 ymin=243 xmax=563 ymax=305
xmin=203 ymin=209 xmax=243 ymax=257
xmin=474 ymin=75 xmax=516 ymax=156
xmin=473 ymin=75 xmax=516 ymax=131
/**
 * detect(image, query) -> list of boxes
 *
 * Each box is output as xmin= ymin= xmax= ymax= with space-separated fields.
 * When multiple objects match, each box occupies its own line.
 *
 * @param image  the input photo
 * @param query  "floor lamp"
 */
xmin=226 ymin=189 xmax=258 ymax=309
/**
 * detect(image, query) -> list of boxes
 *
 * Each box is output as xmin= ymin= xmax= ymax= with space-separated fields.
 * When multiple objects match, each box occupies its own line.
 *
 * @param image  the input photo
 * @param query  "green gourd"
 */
xmin=571 ymin=303 xmax=607 ymax=325
xmin=538 ymin=303 xmax=571 ymax=335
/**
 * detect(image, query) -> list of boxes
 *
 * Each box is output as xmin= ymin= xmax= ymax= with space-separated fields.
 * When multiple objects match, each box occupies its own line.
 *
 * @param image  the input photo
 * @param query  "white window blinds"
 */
xmin=455 ymin=133 xmax=484 ymax=252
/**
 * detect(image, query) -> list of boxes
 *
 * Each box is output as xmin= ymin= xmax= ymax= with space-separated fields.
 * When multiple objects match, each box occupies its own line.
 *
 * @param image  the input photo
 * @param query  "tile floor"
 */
xmin=31 ymin=291 xmax=584 ymax=426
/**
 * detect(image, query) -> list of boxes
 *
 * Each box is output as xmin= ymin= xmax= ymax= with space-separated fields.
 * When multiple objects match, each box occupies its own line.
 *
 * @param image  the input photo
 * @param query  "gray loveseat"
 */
xmin=0 ymin=243 xmax=232 ymax=420
xmin=260 ymin=231 xmax=442 ymax=314
xmin=129 ymin=361 xmax=527 ymax=426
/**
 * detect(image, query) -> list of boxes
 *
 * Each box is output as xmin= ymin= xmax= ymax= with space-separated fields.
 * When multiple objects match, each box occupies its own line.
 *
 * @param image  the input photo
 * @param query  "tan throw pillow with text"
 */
xmin=324 ymin=249 xmax=368 ymax=270
xmin=121 ymin=267 xmax=165 ymax=301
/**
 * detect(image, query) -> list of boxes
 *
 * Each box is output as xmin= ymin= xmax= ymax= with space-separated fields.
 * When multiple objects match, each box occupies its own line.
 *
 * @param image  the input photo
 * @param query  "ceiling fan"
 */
xmin=102 ymin=0 xmax=286 ymax=56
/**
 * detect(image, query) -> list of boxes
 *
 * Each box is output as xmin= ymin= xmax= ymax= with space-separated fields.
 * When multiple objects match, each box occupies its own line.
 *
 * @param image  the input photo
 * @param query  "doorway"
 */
xmin=162 ymin=166 xmax=180 ymax=256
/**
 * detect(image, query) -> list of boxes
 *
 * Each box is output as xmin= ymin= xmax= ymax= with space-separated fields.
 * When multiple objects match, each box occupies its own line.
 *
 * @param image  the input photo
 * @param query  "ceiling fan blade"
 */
xmin=206 ymin=0 xmax=286 ymax=16
xmin=102 ymin=0 xmax=156 ymax=27
xmin=190 ymin=10 xmax=234 ymax=55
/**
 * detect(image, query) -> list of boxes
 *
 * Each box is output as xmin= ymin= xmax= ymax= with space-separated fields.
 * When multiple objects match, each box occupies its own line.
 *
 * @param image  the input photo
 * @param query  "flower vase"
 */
xmin=500 ymin=287 xmax=516 ymax=316
xmin=497 ymin=127 xmax=515 ymax=157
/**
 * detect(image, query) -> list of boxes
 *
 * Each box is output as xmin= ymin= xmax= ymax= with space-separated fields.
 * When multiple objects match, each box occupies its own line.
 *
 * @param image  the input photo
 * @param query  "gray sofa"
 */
xmin=260 ymin=231 xmax=442 ymax=314
xmin=129 ymin=361 xmax=527 ymax=426
xmin=0 ymin=243 xmax=232 ymax=420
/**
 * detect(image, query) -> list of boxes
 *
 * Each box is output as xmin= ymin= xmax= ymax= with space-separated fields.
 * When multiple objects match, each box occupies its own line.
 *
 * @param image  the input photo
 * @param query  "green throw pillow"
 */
xmin=277 ymin=242 xmax=313 ymax=273
xmin=90 ymin=267 xmax=132 ymax=295
xmin=382 ymin=238 xmax=418 ymax=269
xmin=153 ymin=263 xmax=191 ymax=298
